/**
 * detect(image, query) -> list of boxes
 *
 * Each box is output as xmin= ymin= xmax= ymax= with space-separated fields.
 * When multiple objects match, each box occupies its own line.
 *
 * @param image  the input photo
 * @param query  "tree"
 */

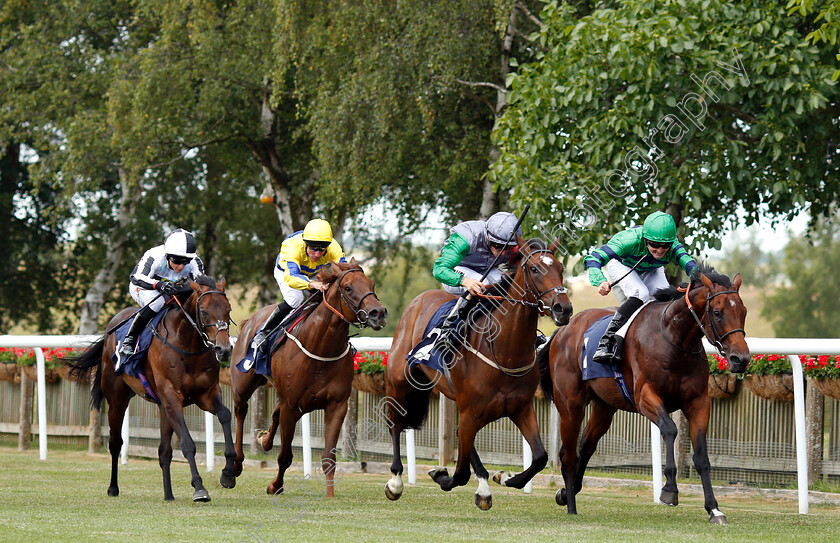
xmin=492 ymin=0 xmax=840 ymax=264
xmin=762 ymin=216 xmax=840 ymax=337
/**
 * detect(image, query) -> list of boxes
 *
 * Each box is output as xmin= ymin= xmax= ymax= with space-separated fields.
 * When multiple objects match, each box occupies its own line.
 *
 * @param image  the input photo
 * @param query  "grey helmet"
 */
xmin=485 ymin=212 xmax=522 ymax=246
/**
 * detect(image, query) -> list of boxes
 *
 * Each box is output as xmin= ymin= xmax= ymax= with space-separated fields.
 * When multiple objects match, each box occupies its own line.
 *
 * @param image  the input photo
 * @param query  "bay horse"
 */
xmin=538 ymin=264 xmax=749 ymax=524
xmin=69 ymin=276 xmax=236 ymax=501
xmin=384 ymin=236 xmax=573 ymax=509
xmin=229 ymin=259 xmax=387 ymax=496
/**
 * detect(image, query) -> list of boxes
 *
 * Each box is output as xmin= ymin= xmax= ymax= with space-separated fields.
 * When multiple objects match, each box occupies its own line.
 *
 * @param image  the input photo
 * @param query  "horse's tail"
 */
xmin=537 ymin=328 xmax=561 ymax=403
xmin=399 ymin=386 xmax=433 ymax=430
xmin=68 ymin=337 xmax=105 ymax=410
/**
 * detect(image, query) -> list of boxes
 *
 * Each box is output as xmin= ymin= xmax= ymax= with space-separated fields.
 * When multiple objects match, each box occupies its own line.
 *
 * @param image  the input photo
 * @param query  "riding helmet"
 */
xmin=164 ymin=228 xmax=197 ymax=259
xmin=302 ymin=219 xmax=333 ymax=243
xmin=485 ymin=211 xmax=522 ymax=246
xmin=642 ymin=211 xmax=677 ymax=243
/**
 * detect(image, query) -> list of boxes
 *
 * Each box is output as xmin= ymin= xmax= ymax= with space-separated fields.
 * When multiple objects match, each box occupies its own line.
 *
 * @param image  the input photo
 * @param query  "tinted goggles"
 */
xmin=645 ymin=240 xmax=670 ymax=250
xmin=488 ymin=240 xmax=515 ymax=251
xmin=168 ymin=255 xmax=191 ymax=265
xmin=305 ymin=241 xmax=330 ymax=252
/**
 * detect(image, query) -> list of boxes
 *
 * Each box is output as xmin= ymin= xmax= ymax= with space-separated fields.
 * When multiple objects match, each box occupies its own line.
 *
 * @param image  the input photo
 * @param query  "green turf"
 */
xmin=0 ymin=446 xmax=837 ymax=542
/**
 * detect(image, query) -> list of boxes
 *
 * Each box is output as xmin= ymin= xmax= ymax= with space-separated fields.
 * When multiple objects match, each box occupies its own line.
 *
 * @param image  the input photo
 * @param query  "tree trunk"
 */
xmin=806 ymin=378 xmax=825 ymax=485
xmin=340 ymin=389 xmax=358 ymax=462
xmin=673 ymin=411 xmax=690 ymax=478
xmin=258 ymin=253 xmax=278 ymax=307
xmin=18 ymin=368 xmax=32 ymax=451
xmin=88 ymin=408 xmax=101 ymax=454
xmin=438 ymin=395 xmax=455 ymax=465
xmin=77 ymin=168 xmax=141 ymax=335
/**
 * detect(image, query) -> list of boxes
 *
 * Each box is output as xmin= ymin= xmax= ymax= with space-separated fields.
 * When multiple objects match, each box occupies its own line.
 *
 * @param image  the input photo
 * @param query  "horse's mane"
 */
xmin=651 ymin=261 xmax=731 ymax=302
xmin=194 ymin=275 xmax=216 ymax=288
xmin=315 ymin=260 xmax=363 ymax=284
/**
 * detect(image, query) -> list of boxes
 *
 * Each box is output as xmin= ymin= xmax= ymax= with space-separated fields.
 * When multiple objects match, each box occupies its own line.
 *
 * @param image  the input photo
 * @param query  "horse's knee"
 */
xmin=216 ymin=405 xmax=232 ymax=425
xmin=532 ymin=449 xmax=548 ymax=471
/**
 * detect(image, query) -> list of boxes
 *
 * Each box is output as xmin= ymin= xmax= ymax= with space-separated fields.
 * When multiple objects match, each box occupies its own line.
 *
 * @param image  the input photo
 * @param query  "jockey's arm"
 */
xmin=432 ymin=233 xmax=470 ymax=287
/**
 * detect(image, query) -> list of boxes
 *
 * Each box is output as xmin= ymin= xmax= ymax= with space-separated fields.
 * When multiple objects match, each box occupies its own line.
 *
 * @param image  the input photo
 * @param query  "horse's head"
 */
xmin=189 ymin=275 xmax=233 ymax=363
xmin=513 ymin=234 xmax=573 ymax=326
xmin=688 ymin=266 xmax=750 ymax=373
xmin=317 ymin=258 xmax=388 ymax=331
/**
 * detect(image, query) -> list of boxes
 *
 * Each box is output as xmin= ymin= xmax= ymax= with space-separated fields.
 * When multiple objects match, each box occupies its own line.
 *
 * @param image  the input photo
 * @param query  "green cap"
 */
xmin=642 ymin=211 xmax=677 ymax=243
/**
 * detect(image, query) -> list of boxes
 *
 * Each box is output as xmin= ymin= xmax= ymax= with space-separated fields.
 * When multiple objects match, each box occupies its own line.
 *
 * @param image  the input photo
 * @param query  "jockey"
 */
xmin=120 ymin=228 xmax=205 ymax=356
xmin=583 ymin=211 xmax=696 ymax=363
xmin=251 ymin=218 xmax=347 ymax=353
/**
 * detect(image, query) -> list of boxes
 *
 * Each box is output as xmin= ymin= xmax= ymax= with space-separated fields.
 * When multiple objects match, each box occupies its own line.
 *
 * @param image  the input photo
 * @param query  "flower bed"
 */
xmin=0 ymin=347 xmax=75 ymax=383
xmin=353 ymin=351 xmax=388 ymax=394
xmin=707 ymin=355 xmax=739 ymax=398
xmin=800 ymin=355 xmax=840 ymax=399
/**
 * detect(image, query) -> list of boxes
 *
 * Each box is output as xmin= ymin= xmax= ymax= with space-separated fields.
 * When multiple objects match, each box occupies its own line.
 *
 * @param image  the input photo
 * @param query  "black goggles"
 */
xmin=305 ymin=241 xmax=330 ymax=252
xmin=488 ymin=240 xmax=514 ymax=251
xmin=645 ymin=240 xmax=670 ymax=250
xmin=168 ymin=255 xmax=191 ymax=265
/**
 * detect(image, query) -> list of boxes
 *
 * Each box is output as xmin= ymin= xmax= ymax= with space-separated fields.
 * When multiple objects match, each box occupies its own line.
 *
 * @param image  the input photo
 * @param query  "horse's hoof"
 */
xmin=492 ymin=471 xmax=513 ymax=486
xmin=107 ymin=486 xmax=119 ymax=497
xmin=474 ymin=493 xmax=492 ymax=510
xmin=257 ymin=430 xmax=273 ymax=451
xmin=268 ymin=484 xmax=283 ymax=495
xmin=384 ymin=483 xmax=402 ymax=501
xmin=234 ymin=463 xmax=243 ymax=477
xmin=709 ymin=513 xmax=727 ymax=525
xmin=193 ymin=489 xmax=211 ymax=502
xmin=428 ymin=467 xmax=448 ymax=483
xmin=555 ymin=488 xmax=567 ymax=506
xmin=659 ymin=489 xmax=679 ymax=507
xmin=219 ymin=472 xmax=236 ymax=489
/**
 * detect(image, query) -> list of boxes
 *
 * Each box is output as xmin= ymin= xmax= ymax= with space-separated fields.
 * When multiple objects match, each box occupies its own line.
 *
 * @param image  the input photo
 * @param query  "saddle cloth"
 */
xmin=235 ymin=304 xmax=311 ymax=377
xmin=111 ymin=309 xmax=168 ymax=378
xmin=406 ymin=299 xmax=465 ymax=374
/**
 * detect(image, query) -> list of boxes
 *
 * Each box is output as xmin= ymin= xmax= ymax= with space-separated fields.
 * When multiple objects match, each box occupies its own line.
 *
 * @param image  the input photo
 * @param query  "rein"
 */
xmin=321 ymin=268 xmax=380 ymax=329
xmin=164 ymin=289 xmax=231 ymax=354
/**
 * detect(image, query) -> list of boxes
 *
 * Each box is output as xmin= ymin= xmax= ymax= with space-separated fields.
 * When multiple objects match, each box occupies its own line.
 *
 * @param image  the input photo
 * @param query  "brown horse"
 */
xmin=229 ymin=259 xmax=387 ymax=496
xmin=538 ymin=263 xmax=749 ymax=524
xmin=69 ymin=276 xmax=236 ymax=501
xmin=384 ymin=237 xmax=573 ymax=509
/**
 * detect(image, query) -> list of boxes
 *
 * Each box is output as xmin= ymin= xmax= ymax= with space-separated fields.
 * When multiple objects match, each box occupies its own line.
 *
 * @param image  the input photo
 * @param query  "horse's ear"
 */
xmin=217 ymin=275 xmax=226 ymax=291
xmin=515 ymin=233 xmax=526 ymax=251
xmin=732 ymin=273 xmax=742 ymax=291
xmin=349 ymin=256 xmax=359 ymax=267
xmin=322 ymin=262 xmax=337 ymax=278
xmin=700 ymin=273 xmax=714 ymax=290
xmin=189 ymin=279 xmax=199 ymax=291
xmin=547 ymin=237 xmax=561 ymax=253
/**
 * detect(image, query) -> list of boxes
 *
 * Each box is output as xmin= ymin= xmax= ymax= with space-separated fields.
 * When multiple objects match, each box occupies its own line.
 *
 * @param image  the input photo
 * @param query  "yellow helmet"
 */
xmin=302 ymin=219 xmax=333 ymax=243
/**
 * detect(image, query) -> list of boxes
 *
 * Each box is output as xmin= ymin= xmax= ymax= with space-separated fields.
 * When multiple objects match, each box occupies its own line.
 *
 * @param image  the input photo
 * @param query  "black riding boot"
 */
xmin=435 ymin=296 xmax=479 ymax=351
xmin=252 ymin=301 xmax=293 ymax=354
xmin=592 ymin=296 xmax=645 ymax=363
xmin=119 ymin=304 xmax=157 ymax=356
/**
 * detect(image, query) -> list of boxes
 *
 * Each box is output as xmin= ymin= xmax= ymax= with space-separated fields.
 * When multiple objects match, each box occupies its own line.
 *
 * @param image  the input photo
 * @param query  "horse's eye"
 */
xmin=713 ymin=309 xmax=723 ymax=319
xmin=344 ymin=285 xmax=351 ymax=293
xmin=530 ymin=265 xmax=538 ymax=273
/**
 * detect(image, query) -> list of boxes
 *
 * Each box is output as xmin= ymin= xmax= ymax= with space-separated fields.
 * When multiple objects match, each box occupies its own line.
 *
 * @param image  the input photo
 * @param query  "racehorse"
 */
xmin=69 ymin=276 xmax=236 ymax=501
xmin=384 ymin=236 xmax=573 ymax=509
xmin=538 ymin=263 xmax=749 ymax=524
xmin=229 ymin=259 xmax=387 ymax=497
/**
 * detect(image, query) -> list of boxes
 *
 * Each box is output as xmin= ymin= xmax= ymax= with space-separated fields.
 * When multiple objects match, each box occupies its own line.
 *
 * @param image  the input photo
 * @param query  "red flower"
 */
xmin=717 ymin=360 xmax=727 ymax=371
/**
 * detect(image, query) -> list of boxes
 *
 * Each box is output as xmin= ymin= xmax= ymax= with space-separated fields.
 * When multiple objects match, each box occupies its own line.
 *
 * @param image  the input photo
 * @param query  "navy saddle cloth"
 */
xmin=406 ymin=299 xmax=467 ymax=374
xmin=112 ymin=309 xmax=168 ymax=378
xmin=235 ymin=303 xmax=313 ymax=378
xmin=581 ymin=314 xmax=635 ymax=408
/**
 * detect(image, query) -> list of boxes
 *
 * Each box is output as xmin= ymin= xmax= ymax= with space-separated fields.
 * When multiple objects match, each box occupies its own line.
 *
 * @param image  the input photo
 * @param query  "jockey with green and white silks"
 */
xmin=583 ymin=211 xmax=696 ymax=363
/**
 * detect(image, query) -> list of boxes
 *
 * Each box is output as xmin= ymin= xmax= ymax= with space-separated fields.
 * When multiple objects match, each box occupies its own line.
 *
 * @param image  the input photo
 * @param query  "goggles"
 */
xmin=645 ymin=240 xmax=670 ymax=250
xmin=168 ymin=255 xmax=191 ymax=265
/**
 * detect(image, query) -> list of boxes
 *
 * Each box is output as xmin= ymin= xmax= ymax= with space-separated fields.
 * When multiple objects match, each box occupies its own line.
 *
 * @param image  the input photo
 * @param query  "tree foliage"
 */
xmin=493 ymin=0 xmax=840 ymax=264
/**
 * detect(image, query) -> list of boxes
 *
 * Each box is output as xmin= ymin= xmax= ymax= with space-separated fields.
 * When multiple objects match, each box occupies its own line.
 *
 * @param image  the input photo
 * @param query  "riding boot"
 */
xmin=592 ymin=296 xmax=645 ymax=363
xmin=119 ymin=304 xmax=157 ymax=357
xmin=252 ymin=301 xmax=293 ymax=354
xmin=535 ymin=332 xmax=549 ymax=355
xmin=435 ymin=295 xmax=479 ymax=352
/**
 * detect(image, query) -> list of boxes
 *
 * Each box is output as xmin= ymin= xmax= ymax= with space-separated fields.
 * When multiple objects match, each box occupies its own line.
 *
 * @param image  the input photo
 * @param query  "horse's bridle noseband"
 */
xmin=322 ymin=269 xmax=380 ymax=329
xmin=682 ymin=284 xmax=745 ymax=355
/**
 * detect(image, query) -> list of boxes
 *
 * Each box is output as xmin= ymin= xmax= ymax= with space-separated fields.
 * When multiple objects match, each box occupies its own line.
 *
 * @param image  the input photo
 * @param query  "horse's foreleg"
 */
xmin=158 ymin=413 xmax=176 ymax=501
xmin=557 ymin=400 xmax=586 ymax=514
xmin=160 ymin=395 xmax=210 ymax=502
xmin=469 ymin=449 xmax=493 ymax=510
xmin=321 ymin=400 xmax=349 ymax=498
xmin=639 ymin=390 xmax=679 ymax=507
xmin=385 ymin=415 xmax=405 ymax=501
xmin=499 ymin=405 xmax=547 ymax=490
xmin=685 ymin=397 xmax=726 ymax=524
xmin=267 ymin=408 xmax=300 ymax=496
xmin=232 ymin=376 xmax=263 ymax=477
xmin=199 ymin=391 xmax=237 ymax=489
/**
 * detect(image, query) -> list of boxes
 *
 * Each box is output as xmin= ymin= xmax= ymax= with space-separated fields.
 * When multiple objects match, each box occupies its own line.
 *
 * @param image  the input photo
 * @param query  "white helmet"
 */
xmin=485 ymin=212 xmax=522 ymax=247
xmin=164 ymin=228 xmax=197 ymax=259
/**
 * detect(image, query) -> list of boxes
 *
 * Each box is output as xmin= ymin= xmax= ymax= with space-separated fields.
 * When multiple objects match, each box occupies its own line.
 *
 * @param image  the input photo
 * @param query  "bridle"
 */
xmin=477 ymin=247 xmax=567 ymax=316
xmin=170 ymin=289 xmax=231 ymax=350
xmin=320 ymin=268 xmax=380 ymax=329
xmin=661 ymin=282 xmax=745 ymax=356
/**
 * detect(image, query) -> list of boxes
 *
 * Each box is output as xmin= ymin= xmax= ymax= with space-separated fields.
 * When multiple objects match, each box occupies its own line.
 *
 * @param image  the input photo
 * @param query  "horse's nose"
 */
xmin=215 ymin=345 xmax=232 ymax=363
xmin=368 ymin=307 xmax=388 ymax=331
xmin=552 ymin=302 xmax=572 ymax=326
xmin=728 ymin=353 xmax=749 ymax=374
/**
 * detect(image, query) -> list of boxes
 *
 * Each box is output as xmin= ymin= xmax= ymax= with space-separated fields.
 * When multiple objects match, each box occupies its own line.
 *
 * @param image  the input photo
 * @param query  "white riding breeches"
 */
xmin=605 ymin=259 xmax=669 ymax=303
xmin=129 ymin=285 xmax=165 ymax=312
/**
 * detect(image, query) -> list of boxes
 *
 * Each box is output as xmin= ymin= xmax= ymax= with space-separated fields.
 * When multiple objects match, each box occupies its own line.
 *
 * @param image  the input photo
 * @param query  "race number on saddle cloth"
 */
xmin=406 ymin=299 xmax=469 ymax=373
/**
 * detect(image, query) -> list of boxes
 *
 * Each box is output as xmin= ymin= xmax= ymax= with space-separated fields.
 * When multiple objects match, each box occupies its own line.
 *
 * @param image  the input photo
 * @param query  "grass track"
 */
xmin=1 ymin=447 xmax=837 ymax=543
